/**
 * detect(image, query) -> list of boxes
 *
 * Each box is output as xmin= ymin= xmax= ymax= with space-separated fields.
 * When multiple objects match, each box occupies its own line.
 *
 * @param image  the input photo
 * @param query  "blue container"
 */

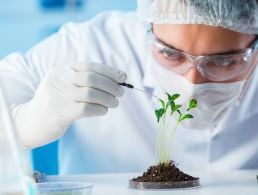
xmin=39 ymin=0 xmax=84 ymax=9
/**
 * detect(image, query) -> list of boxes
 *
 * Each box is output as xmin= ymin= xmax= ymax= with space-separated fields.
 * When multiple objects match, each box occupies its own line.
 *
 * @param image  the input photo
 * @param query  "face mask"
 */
xmin=151 ymin=60 xmax=246 ymax=130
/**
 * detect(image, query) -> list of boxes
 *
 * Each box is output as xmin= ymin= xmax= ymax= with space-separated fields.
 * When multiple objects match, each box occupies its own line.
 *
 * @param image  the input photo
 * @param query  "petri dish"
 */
xmin=129 ymin=178 xmax=200 ymax=190
xmin=37 ymin=181 xmax=93 ymax=195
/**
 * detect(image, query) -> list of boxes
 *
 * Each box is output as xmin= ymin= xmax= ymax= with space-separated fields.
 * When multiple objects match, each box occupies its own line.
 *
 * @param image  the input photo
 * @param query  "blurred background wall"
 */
xmin=0 ymin=0 xmax=136 ymax=175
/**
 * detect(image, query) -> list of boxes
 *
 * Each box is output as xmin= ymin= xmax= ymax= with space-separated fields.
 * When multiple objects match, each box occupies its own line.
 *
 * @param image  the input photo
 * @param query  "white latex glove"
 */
xmin=11 ymin=62 xmax=127 ymax=148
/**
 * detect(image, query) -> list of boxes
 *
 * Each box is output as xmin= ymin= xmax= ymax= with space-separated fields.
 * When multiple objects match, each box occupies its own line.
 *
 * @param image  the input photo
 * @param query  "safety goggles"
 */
xmin=148 ymin=29 xmax=258 ymax=82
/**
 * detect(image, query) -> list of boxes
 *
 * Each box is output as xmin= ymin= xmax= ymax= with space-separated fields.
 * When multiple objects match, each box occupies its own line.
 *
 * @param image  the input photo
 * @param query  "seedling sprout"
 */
xmin=130 ymin=92 xmax=200 ymax=189
xmin=155 ymin=93 xmax=197 ymax=165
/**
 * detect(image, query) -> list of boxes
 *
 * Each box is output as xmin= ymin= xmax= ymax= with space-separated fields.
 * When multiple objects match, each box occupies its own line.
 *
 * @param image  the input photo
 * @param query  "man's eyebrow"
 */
xmin=207 ymin=49 xmax=244 ymax=55
xmin=157 ymin=37 xmax=246 ymax=56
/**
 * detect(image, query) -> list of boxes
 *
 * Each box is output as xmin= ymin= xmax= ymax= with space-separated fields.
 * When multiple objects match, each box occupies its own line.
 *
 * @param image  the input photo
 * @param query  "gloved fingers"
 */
xmin=70 ymin=62 xmax=127 ymax=83
xmin=76 ymin=87 xmax=119 ymax=108
xmin=81 ymin=103 xmax=108 ymax=117
xmin=44 ymin=82 xmax=110 ymax=120
xmin=48 ymin=70 xmax=119 ymax=108
xmin=63 ymin=67 xmax=124 ymax=97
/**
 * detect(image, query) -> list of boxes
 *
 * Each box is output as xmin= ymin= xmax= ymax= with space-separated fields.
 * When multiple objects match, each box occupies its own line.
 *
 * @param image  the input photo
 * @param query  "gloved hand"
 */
xmin=11 ymin=62 xmax=127 ymax=148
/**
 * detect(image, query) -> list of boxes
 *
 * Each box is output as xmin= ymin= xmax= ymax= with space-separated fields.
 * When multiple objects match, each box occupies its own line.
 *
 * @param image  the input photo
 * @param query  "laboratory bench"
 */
xmin=44 ymin=170 xmax=258 ymax=195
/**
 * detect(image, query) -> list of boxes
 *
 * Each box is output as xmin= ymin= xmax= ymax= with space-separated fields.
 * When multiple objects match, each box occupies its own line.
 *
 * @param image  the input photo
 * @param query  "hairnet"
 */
xmin=137 ymin=0 xmax=258 ymax=35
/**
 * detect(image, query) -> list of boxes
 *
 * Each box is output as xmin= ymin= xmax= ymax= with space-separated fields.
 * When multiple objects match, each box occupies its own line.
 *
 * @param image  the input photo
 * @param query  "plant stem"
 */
xmin=159 ymin=112 xmax=175 ymax=164
xmin=164 ymin=112 xmax=173 ymax=132
xmin=166 ymin=120 xmax=180 ymax=161
xmin=156 ymin=121 xmax=162 ymax=163
xmin=160 ymin=114 xmax=167 ymax=163
xmin=162 ymin=114 xmax=171 ymax=164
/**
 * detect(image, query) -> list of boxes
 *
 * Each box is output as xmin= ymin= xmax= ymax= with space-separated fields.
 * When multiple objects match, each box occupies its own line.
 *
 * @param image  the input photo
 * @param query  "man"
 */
xmin=0 ymin=0 xmax=257 ymax=174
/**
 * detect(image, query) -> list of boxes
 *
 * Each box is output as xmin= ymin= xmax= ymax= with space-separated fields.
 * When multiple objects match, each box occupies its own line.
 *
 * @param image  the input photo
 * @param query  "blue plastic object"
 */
xmin=32 ymin=141 xmax=59 ymax=175
xmin=39 ymin=0 xmax=84 ymax=9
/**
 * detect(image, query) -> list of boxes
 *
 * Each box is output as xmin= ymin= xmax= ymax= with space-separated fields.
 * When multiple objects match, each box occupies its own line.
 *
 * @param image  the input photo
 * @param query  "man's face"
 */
xmin=153 ymin=24 xmax=257 ymax=84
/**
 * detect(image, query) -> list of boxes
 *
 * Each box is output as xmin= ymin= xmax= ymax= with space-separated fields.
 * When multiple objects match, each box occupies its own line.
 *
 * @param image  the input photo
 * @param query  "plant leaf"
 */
xmin=171 ymin=94 xmax=180 ymax=101
xmin=166 ymin=99 xmax=173 ymax=109
xmin=155 ymin=108 xmax=165 ymax=123
xmin=169 ymin=100 xmax=175 ymax=111
xmin=179 ymin=114 xmax=193 ymax=121
xmin=158 ymin=99 xmax=165 ymax=109
xmin=166 ymin=93 xmax=180 ymax=101
xmin=176 ymin=110 xmax=182 ymax=117
xmin=172 ymin=104 xmax=182 ymax=112
xmin=187 ymin=99 xmax=197 ymax=111
xmin=165 ymin=93 xmax=172 ymax=101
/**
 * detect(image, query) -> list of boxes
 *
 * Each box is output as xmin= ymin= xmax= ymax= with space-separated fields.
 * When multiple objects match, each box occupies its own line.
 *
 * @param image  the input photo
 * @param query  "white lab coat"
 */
xmin=0 ymin=11 xmax=258 ymax=174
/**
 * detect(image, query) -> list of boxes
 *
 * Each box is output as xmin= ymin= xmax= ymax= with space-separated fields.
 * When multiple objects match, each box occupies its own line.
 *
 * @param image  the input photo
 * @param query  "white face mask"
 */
xmin=151 ymin=61 xmax=246 ymax=130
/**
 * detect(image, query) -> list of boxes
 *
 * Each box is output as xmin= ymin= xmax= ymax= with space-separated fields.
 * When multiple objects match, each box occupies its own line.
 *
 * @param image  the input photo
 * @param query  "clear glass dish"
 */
xmin=129 ymin=178 xmax=200 ymax=190
xmin=37 ymin=181 xmax=93 ymax=195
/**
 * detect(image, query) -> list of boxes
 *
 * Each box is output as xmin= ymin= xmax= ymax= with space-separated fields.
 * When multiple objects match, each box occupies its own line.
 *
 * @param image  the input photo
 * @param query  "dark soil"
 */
xmin=132 ymin=161 xmax=198 ymax=182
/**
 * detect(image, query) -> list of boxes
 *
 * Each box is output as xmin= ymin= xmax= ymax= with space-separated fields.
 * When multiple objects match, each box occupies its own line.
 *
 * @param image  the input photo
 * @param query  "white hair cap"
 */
xmin=137 ymin=0 xmax=258 ymax=35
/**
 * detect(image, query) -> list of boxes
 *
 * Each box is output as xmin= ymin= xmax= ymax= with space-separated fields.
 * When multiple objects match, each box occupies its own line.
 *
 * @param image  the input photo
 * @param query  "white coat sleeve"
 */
xmin=0 ymin=12 xmax=129 ymax=148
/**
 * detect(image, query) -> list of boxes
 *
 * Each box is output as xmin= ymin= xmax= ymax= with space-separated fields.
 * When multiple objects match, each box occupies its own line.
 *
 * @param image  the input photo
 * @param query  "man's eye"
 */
xmin=160 ymin=50 xmax=180 ymax=58
xmin=213 ymin=59 xmax=236 ymax=66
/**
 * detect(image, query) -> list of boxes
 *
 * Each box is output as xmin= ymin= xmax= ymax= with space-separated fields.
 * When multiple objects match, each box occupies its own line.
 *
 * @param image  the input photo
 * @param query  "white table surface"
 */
xmin=46 ymin=171 xmax=258 ymax=195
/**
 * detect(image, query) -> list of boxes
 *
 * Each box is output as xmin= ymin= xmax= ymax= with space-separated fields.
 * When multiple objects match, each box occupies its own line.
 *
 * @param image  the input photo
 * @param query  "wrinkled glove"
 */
xmin=11 ymin=62 xmax=127 ymax=148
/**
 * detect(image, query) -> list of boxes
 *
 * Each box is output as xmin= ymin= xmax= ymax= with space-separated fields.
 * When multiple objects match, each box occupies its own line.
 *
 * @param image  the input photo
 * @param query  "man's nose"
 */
xmin=182 ymin=66 xmax=209 ymax=84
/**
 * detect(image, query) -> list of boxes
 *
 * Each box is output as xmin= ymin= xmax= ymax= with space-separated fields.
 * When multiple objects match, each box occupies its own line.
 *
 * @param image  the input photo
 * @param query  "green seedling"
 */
xmin=155 ymin=93 xmax=198 ymax=165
